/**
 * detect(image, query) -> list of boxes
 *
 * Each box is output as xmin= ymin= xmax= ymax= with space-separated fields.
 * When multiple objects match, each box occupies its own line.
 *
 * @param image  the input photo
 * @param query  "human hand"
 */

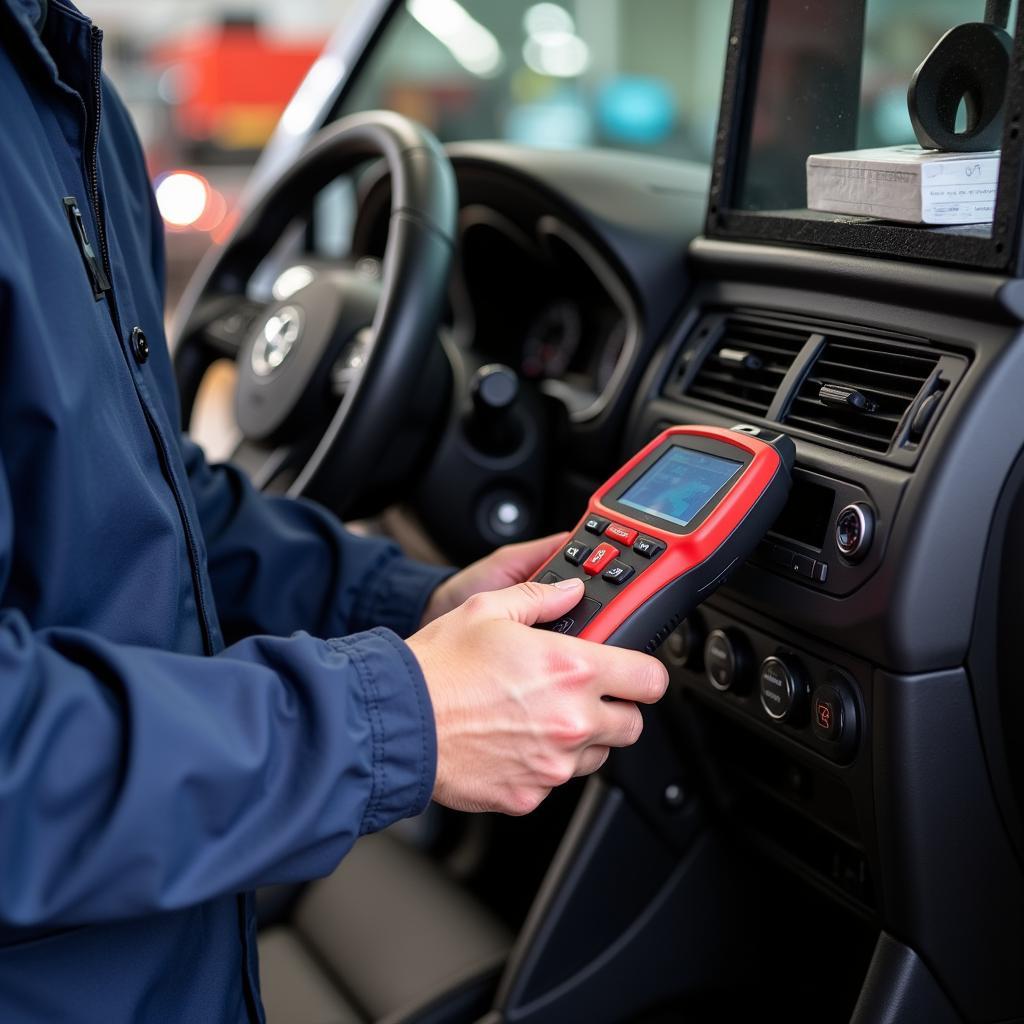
xmin=420 ymin=533 xmax=567 ymax=627
xmin=406 ymin=578 xmax=669 ymax=816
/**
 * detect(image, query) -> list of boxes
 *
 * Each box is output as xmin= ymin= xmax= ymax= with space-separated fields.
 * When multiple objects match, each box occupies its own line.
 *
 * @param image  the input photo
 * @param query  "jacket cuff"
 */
xmin=327 ymin=627 xmax=436 ymax=833
xmin=350 ymin=555 xmax=455 ymax=639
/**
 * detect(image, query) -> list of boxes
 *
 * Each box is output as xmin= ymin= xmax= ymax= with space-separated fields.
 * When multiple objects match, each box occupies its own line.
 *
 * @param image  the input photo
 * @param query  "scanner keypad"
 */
xmin=540 ymin=517 xmax=664 ymax=636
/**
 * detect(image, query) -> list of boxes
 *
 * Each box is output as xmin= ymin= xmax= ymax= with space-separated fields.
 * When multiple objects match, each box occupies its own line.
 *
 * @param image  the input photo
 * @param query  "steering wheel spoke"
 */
xmin=201 ymin=298 xmax=268 ymax=358
xmin=230 ymin=436 xmax=306 ymax=493
xmin=330 ymin=327 xmax=375 ymax=397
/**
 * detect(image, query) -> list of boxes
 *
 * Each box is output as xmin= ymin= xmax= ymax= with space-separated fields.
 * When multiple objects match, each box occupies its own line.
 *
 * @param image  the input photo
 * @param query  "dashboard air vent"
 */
xmin=785 ymin=339 xmax=940 ymax=453
xmin=682 ymin=318 xmax=807 ymax=417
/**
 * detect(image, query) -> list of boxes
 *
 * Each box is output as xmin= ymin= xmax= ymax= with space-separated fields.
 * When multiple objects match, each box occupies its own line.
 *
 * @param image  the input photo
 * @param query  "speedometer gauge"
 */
xmin=521 ymin=300 xmax=583 ymax=379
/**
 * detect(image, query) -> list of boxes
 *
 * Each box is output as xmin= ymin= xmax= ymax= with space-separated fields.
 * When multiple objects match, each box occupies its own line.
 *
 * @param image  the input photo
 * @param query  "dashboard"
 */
xmin=344 ymin=141 xmax=1024 ymax=1023
xmin=450 ymin=207 xmax=631 ymax=419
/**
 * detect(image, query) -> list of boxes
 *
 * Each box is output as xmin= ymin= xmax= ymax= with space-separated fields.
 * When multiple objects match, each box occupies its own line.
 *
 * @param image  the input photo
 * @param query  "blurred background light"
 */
xmin=505 ymin=92 xmax=591 ymax=148
xmin=522 ymin=30 xmax=590 ymax=78
xmin=407 ymin=0 xmax=504 ymax=78
xmin=272 ymin=265 xmax=316 ymax=300
xmin=155 ymin=170 xmax=212 ymax=228
xmin=597 ymin=76 xmax=676 ymax=145
xmin=522 ymin=3 xmax=574 ymax=36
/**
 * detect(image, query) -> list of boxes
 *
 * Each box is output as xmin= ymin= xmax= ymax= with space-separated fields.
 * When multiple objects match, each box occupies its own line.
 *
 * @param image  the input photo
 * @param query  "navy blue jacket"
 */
xmin=0 ymin=1 xmax=449 ymax=1019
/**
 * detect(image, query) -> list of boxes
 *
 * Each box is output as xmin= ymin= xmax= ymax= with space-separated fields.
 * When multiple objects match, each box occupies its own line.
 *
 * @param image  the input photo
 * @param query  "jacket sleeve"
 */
xmin=0 ymin=454 xmax=436 ymax=929
xmin=182 ymin=440 xmax=453 ymax=644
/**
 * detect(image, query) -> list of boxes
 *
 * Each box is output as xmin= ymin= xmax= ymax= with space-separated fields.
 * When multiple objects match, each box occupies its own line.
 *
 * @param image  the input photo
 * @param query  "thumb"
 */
xmin=493 ymin=577 xmax=585 ymax=626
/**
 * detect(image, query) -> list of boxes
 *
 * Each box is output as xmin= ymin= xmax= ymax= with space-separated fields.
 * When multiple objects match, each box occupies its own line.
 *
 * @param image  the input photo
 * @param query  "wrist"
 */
xmin=420 ymin=573 xmax=458 ymax=628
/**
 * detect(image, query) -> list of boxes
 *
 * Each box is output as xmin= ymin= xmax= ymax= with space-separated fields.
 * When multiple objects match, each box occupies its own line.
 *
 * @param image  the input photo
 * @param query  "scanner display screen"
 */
xmin=618 ymin=447 xmax=742 ymax=528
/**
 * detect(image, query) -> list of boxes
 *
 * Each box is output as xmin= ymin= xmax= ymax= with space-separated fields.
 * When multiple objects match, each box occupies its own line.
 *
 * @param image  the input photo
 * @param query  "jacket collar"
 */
xmin=7 ymin=0 xmax=46 ymax=31
xmin=1 ymin=0 xmax=95 ymax=103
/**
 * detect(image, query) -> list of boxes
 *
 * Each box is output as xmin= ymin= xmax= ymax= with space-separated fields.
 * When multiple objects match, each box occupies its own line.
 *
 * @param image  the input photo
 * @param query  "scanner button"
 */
xmin=583 ymin=542 xmax=620 ymax=574
xmin=602 ymin=560 xmax=635 ymax=585
xmin=564 ymin=541 xmax=592 ymax=566
xmin=584 ymin=515 xmax=610 ymax=535
xmin=605 ymin=522 xmax=638 ymax=545
xmin=540 ymin=596 xmax=602 ymax=637
xmin=633 ymin=536 xmax=665 ymax=559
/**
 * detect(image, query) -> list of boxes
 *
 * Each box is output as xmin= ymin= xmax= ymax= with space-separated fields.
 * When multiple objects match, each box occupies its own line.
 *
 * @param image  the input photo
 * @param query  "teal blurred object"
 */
xmin=505 ymin=91 xmax=592 ymax=149
xmin=597 ymin=76 xmax=676 ymax=145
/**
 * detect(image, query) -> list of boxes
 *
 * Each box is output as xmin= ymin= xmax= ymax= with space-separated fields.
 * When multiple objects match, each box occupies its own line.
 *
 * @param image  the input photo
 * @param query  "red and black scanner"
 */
xmin=532 ymin=424 xmax=795 ymax=652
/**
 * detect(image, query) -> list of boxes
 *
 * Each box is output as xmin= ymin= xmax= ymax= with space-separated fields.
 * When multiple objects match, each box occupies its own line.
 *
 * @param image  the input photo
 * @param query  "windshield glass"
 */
xmin=334 ymin=0 xmax=731 ymax=163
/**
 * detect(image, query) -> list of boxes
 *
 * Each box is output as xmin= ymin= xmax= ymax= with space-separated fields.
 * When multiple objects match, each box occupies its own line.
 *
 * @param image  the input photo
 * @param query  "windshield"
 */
xmin=334 ymin=1 xmax=732 ymax=163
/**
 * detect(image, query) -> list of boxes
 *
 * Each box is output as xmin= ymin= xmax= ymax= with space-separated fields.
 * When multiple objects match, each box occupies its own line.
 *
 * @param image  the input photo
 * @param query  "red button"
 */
xmin=605 ymin=522 xmax=638 ymax=545
xmin=583 ymin=542 xmax=620 ymax=574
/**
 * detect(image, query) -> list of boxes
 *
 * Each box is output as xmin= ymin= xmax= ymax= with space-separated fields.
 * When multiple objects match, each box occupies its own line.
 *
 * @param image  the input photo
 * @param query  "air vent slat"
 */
xmin=785 ymin=417 xmax=891 ymax=451
xmin=819 ymin=342 xmax=936 ymax=372
xmin=789 ymin=397 xmax=904 ymax=426
xmin=674 ymin=316 xmax=808 ymax=417
xmin=813 ymin=362 xmax=926 ymax=394
xmin=784 ymin=336 xmax=940 ymax=454
xmin=695 ymin=372 xmax=781 ymax=394
xmin=688 ymin=389 xmax=772 ymax=414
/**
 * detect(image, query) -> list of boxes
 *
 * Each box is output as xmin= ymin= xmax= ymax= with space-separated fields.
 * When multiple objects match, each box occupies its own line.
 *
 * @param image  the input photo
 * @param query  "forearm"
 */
xmin=183 ymin=438 xmax=451 ymax=643
xmin=0 ymin=612 xmax=434 ymax=927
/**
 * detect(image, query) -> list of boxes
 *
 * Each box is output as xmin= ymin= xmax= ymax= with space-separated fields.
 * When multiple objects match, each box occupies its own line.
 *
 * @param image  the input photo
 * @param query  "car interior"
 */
xmin=171 ymin=0 xmax=1024 ymax=1021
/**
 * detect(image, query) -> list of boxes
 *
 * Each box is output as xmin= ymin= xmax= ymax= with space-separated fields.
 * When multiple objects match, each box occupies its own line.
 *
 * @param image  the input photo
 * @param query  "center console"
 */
xmin=469 ymin=2 xmax=1024 ymax=1020
xmin=475 ymin=238 xmax=1024 ymax=1024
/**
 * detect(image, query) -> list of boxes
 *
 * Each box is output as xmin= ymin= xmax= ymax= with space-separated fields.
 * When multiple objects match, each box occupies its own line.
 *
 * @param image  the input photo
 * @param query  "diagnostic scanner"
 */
xmin=532 ymin=425 xmax=795 ymax=652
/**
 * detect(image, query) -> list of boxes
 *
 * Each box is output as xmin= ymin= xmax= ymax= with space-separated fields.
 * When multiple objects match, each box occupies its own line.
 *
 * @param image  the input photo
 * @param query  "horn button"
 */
xmin=235 ymin=270 xmax=380 ymax=442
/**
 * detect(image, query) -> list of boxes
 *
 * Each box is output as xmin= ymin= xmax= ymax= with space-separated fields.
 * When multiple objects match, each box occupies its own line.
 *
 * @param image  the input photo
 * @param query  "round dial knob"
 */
xmin=704 ymin=628 xmax=753 ymax=693
xmin=835 ymin=503 xmax=875 ymax=561
xmin=666 ymin=614 xmax=705 ymax=669
xmin=759 ymin=653 xmax=809 ymax=723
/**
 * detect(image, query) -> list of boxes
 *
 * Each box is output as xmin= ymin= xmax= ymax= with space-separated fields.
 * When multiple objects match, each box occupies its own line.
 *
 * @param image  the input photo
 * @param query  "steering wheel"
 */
xmin=172 ymin=111 xmax=457 ymax=514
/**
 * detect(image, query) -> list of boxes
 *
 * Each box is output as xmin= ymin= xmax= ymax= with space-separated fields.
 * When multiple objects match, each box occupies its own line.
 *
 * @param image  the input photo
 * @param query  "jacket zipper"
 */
xmin=85 ymin=29 xmax=115 ymax=323
xmin=82 ymin=27 xmax=217 ymax=660
xmin=83 ymin=35 xmax=259 ymax=1020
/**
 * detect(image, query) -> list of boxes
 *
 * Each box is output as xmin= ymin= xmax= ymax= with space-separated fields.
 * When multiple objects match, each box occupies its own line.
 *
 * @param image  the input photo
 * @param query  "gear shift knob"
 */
xmin=466 ymin=363 xmax=523 ymax=455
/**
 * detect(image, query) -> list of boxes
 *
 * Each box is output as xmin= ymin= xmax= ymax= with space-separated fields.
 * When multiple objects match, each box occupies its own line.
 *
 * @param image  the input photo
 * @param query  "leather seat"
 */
xmin=258 ymin=830 xmax=512 ymax=1024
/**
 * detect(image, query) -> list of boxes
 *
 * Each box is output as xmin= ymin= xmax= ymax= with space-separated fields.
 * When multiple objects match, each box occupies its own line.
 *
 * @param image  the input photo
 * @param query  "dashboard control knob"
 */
xmin=835 ymin=503 xmax=874 ymax=561
xmin=479 ymin=488 xmax=531 ymax=541
xmin=704 ymin=628 xmax=752 ymax=693
xmin=811 ymin=673 xmax=859 ymax=750
xmin=759 ymin=654 xmax=809 ymax=723
xmin=665 ymin=614 xmax=705 ymax=669
xmin=466 ymin=363 xmax=523 ymax=455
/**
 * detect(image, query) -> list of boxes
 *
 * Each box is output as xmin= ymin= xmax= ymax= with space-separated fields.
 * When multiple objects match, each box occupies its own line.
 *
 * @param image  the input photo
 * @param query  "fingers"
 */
xmin=487 ymin=533 xmax=569 ymax=586
xmin=593 ymin=700 xmax=645 ymax=748
xmin=574 ymin=746 xmax=610 ymax=777
xmin=466 ymin=578 xmax=584 ymax=626
xmin=587 ymin=648 xmax=670 ymax=704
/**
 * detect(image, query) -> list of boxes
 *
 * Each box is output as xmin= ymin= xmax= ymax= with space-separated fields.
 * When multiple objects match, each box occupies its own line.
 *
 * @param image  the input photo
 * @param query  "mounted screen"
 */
xmin=708 ymin=0 xmax=1024 ymax=272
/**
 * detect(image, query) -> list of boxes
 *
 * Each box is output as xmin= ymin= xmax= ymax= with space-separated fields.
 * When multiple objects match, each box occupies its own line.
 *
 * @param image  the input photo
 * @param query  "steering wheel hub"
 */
xmin=251 ymin=305 xmax=303 ymax=377
xmin=235 ymin=269 xmax=380 ymax=444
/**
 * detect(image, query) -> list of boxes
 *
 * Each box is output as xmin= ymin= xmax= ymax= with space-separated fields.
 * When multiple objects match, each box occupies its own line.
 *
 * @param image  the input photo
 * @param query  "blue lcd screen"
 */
xmin=618 ymin=447 xmax=743 ymax=528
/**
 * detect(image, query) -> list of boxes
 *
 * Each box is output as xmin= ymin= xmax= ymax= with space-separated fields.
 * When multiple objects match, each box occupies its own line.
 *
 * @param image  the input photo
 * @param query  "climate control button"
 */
xmin=666 ymin=614 xmax=705 ymax=669
xmin=759 ymin=654 xmax=808 ymax=723
xmin=704 ymin=628 xmax=752 ymax=693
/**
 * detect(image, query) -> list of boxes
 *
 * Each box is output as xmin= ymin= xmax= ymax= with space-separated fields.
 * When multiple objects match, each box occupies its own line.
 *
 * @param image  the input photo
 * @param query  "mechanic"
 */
xmin=0 ymin=0 xmax=669 ymax=1021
